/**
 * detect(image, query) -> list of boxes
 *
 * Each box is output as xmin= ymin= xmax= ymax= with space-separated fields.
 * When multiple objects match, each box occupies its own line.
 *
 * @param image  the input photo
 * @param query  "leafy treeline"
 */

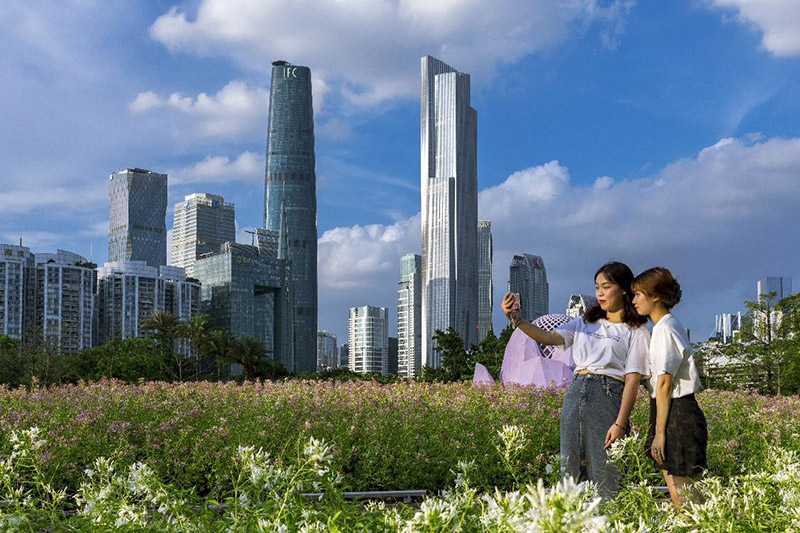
xmin=0 ymin=312 xmax=287 ymax=387
xmin=695 ymin=291 xmax=800 ymax=395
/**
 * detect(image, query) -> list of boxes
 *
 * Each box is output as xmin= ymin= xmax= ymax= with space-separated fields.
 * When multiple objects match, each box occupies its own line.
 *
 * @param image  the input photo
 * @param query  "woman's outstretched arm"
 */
xmin=501 ymin=292 xmax=565 ymax=346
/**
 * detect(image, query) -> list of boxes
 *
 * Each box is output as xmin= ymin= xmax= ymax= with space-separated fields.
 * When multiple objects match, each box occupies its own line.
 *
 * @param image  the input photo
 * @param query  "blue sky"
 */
xmin=2 ymin=0 xmax=799 ymax=345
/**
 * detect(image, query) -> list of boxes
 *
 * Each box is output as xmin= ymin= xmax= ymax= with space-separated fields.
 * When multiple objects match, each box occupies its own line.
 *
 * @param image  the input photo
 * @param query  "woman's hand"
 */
xmin=604 ymin=423 xmax=626 ymax=449
xmin=502 ymin=292 xmax=519 ymax=318
xmin=650 ymin=432 xmax=666 ymax=464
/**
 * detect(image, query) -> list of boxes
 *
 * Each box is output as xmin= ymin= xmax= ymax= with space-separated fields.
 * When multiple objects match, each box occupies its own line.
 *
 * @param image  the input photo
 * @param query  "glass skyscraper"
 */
xmin=508 ymin=254 xmax=549 ymax=322
xmin=477 ymin=221 xmax=493 ymax=341
xmin=349 ymin=305 xmax=388 ymax=376
xmin=264 ymin=60 xmax=317 ymax=373
xmin=420 ymin=55 xmax=478 ymax=368
xmin=171 ymin=193 xmax=235 ymax=277
xmin=397 ymin=253 xmax=421 ymax=378
xmin=108 ymin=168 xmax=167 ymax=268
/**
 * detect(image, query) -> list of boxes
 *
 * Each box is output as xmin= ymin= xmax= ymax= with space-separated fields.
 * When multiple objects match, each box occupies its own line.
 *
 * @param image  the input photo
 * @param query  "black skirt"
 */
xmin=645 ymin=394 xmax=707 ymax=477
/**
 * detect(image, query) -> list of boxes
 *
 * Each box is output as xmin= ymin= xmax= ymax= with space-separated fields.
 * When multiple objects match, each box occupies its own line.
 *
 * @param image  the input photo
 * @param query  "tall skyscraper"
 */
xmin=757 ymin=277 xmax=792 ymax=305
xmin=477 ymin=221 xmax=493 ymax=341
xmin=316 ymin=330 xmax=338 ymax=371
xmin=171 ymin=193 xmax=235 ymax=277
xmin=397 ymin=253 xmax=422 ymax=378
xmin=420 ymin=55 xmax=478 ymax=368
xmin=0 ymin=243 xmax=34 ymax=339
xmin=508 ymin=254 xmax=549 ymax=321
xmin=566 ymin=294 xmax=596 ymax=319
xmin=349 ymin=305 xmax=388 ymax=376
xmin=264 ymin=60 xmax=317 ymax=373
xmin=108 ymin=168 xmax=168 ymax=268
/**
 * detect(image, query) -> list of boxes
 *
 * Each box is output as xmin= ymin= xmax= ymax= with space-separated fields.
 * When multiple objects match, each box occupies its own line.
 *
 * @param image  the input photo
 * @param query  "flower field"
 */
xmin=1 ymin=380 xmax=799 ymax=531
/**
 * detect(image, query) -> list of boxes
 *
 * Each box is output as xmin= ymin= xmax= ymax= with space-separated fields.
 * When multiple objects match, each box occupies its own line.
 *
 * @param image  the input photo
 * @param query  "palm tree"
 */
xmin=235 ymin=336 xmax=267 ymax=381
xmin=180 ymin=314 xmax=213 ymax=378
xmin=205 ymin=329 xmax=236 ymax=381
xmin=141 ymin=311 xmax=183 ymax=380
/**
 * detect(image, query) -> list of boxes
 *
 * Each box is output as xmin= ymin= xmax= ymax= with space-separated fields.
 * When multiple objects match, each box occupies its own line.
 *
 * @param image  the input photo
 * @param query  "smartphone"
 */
xmin=511 ymin=292 xmax=521 ymax=311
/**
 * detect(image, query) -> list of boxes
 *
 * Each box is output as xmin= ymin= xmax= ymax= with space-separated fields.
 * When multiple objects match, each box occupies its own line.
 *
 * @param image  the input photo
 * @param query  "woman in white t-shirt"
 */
xmin=502 ymin=261 xmax=650 ymax=497
xmin=632 ymin=267 xmax=707 ymax=508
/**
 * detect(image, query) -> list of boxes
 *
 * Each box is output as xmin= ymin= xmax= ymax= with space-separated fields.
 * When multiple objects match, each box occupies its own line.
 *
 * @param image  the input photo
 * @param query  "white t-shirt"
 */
xmin=555 ymin=318 xmax=650 ymax=381
xmin=646 ymin=313 xmax=701 ymax=398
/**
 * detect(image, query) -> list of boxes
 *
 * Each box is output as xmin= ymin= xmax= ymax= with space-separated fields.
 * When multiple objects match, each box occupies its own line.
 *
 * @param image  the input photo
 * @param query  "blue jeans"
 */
xmin=560 ymin=373 xmax=626 ymax=498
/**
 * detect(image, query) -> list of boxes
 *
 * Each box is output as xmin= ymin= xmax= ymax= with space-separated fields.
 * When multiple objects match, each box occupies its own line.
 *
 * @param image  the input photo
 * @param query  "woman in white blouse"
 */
xmin=632 ymin=267 xmax=707 ymax=508
xmin=502 ymin=261 xmax=650 ymax=498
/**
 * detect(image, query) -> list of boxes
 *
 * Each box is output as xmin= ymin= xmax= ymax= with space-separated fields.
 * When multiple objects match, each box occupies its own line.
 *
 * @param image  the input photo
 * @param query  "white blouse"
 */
xmin=646 ymin=314 xmax=701 ymax=398
xmin=555 ymin=318 xmax=650 ymax=381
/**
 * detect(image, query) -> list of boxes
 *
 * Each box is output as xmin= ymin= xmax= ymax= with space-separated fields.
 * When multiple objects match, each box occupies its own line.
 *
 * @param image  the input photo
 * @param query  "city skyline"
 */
xmin=2 ymin=2 xmax=800 ymax=346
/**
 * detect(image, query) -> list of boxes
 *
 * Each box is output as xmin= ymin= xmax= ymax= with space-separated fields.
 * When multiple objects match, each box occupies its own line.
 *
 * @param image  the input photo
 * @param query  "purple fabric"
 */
xmin=498 ymin=318 xmax=576 ymax=388
xmin=472 ymin=362 xmax=495 ymax=384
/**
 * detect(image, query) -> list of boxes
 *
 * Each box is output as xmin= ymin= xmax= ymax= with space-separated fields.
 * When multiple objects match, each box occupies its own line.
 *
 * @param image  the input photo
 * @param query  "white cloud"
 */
xmin=0 ymin=185 xmax=106 ymax=216
xmin=170 ymin=151 xmax=265 ymax=184
xmin=129 ymin=80 xmax=269 ymax=138
xmin=317 ymin=135 xmax=800 ymax=338
xmin=149 ymin=0 xmax=636 ymax=106
xmin=707 ymin=0 xmax=800 ymax=57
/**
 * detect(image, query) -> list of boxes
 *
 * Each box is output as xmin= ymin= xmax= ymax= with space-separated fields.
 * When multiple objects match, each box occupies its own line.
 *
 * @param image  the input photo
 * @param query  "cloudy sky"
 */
xmin=2 ymin=0 xmax=799 ymax=344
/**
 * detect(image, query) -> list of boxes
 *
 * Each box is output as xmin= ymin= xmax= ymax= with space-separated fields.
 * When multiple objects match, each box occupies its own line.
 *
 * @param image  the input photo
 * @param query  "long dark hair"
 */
xmin=583 ymin=261 xmax=647 ymax=327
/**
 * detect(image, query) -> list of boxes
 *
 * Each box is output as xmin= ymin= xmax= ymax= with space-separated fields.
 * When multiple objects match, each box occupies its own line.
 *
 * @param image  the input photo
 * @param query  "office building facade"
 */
xmin=397 ymin=253 xmax=422 ymax=378
xmin=349 ymin=305 xmax=388 ymax=376
xmin=171 ymin=193 xmax=235 ymax=277
xmin=193 ymin=242 xmax=294 ymax=370
xmin=108 ymin=168 xmax=168 ymax=268
xmin=757 ymin=277 xmax=792 ymax=305
xmin=508 ymin=254 xmax=549 ymax=321
xmin=566 ymin=294 xmax=596 ymax=319
xmin=477 ymin=220 xmax=493 ymax=340
xmin=264 ymin=60 xmax=318 ymax=373
xmin=316 ymin=330 xmax=338 ymax=372
xmin=420 ymin=55 xmax=478 ymax=368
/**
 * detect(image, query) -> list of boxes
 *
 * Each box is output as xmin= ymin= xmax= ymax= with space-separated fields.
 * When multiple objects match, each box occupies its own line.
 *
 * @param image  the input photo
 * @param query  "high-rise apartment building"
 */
xmin=264 ymin=60 xmax=318 ymax=373
xmin=33 ymin=250 xmax=95 ymax=352
xmin=397 ymin=254 xmax=422 ymax=378
xmin=96 ymin=261 xmax=199 ymax=344
xmin=0 ymin=244 xmax=35 ymax=339
xmin=420 ymin=55 xmax=478 ymax=368
xmin=317 ymin=330 xmax=338 ymax=371
xmin=349 ymin=306 xmax=388 ymax=376
xmin=108 ymin=168 xmax=168 ymax=268
xmin=508 ymin=254 xmax=549 ymax=321
xmin=566 ymin=294 xmax=596 ymax=319
xmin=171 ymin=193 xmax=235 ymax=277
xmin=477 ymin=221 xmax=493 ymax=341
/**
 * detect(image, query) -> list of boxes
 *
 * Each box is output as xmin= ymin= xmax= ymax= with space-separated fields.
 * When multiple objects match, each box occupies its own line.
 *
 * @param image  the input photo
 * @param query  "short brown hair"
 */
xmin=632 ymin=267 xmax=682 ymax=309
